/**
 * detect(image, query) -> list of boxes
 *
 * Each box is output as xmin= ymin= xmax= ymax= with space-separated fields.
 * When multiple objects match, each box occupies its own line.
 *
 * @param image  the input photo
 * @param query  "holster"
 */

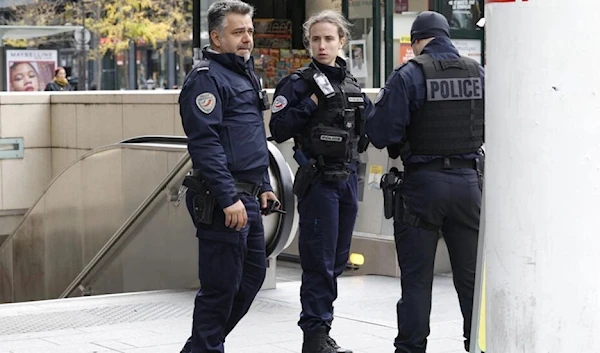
xmin=183 ymin=175 xmax=215 ymax=225
xmin=293 ymin=161 xmax=319 ymax=198
xmin=380 ymin=168 xmax=403 ymax=219
xmin=357 ymin=135 xmax=370 ymax=153
xmin=475 ymin=156 xmax=484 ymax=191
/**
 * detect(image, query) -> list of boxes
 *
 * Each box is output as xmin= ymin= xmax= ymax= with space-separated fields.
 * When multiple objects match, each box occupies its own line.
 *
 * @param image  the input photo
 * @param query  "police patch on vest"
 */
xmin=426 ymin=78 xmax=483 ymax=101
xmin=196 ymin=93 xmax=216 ymax=114
xmin=320 ymin=134 xmax=344 ymax=142
xmin=271 ymin=95 xmax=288 ymax=113
xmin=374 ymin=89 xmax=386 ymax=105
xmin=348 ymin=96 xmax=363 ymax=103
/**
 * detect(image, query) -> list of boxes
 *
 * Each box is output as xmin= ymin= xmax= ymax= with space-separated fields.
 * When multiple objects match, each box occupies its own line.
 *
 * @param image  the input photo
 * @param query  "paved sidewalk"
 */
xmin=0 ymin=264 xmax=466 ymax=353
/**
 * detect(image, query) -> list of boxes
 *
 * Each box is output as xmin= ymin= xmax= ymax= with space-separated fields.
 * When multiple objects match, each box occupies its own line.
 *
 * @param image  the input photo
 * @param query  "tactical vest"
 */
xmin=408 ymin=54 xmax=484 ymax=156
xmin=295 ymin=67 xmax=366 ymax=164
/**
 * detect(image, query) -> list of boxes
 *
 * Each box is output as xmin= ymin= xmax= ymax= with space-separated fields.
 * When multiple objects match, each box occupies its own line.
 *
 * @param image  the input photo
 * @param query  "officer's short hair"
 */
xmin=208 ymin=0 xmax=255 ymax=42
xmin=303 ymin=10 xmax=352 ymax=53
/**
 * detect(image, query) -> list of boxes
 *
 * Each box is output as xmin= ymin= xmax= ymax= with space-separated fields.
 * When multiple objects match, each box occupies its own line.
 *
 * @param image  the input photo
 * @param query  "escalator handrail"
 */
xmin=119 ymin=135 xmax=187 ymax=145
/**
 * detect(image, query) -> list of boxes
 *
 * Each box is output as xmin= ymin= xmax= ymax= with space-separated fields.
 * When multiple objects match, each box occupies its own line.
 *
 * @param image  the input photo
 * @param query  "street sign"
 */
xmin=74 ymin=29 xmax=91 ymax=44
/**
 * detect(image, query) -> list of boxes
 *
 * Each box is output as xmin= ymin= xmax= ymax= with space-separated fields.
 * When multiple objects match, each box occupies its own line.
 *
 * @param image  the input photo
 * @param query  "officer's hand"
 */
xmin=223 ymin=200 xmax=247 ymax=231
xmin=310 ymin=94 xmax=318 ymax=105
xmin=259 ymin=191 xmax=279 ymax=211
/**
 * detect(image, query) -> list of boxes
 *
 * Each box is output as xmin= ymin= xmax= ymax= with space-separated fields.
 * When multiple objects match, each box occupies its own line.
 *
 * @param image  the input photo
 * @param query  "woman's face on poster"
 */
xmin=10 ymin=63 xmax=40 ymax=91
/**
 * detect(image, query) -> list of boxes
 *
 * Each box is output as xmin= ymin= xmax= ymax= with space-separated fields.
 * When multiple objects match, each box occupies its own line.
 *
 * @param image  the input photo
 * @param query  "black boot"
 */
xmin=302 ymin=327 xmax=337 ymax=353
xmin=325 ymin=329 xmax=353 ymax=353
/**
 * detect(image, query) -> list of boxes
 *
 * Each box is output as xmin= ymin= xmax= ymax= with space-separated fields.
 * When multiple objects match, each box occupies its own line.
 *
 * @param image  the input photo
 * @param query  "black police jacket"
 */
xmin=179 ymin=48 xmax=271 ymax=208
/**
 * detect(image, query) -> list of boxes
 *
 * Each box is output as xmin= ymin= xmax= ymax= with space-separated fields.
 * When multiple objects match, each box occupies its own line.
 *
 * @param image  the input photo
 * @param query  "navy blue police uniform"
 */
xmin=365 ymin=12 xmax=485 ymax=353
xmin=179 ymin=48 xmax=272 ymax=353
xmin=270 ymin=57 xmax=372 ymax=353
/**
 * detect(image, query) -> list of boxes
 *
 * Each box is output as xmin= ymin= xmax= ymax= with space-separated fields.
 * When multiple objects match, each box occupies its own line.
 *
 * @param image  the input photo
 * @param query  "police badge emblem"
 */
xmin=196 ymin=93 xmax=216 ymax=114
xmin=271 ymin=95 xmax=288 ymax=113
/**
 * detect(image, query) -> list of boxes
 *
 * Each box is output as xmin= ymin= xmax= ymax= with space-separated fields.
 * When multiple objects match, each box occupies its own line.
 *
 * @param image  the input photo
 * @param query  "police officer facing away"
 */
xmin=178 ymin=1 xmax=279 ymax=352
xmin=365 ymin=12 xmax=484 ymax=353
xmin=270 ymin=10 xmax=372 ymax=353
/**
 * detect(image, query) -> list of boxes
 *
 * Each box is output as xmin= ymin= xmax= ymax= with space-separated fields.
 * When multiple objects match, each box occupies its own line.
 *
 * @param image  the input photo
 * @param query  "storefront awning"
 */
xmin=0 ymin=25 xmax=83 ymax=44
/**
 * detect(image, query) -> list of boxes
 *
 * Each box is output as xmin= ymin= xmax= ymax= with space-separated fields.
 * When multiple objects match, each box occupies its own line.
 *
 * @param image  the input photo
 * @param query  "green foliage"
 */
xmin=95 ymin=0 xmax=170 ymax=55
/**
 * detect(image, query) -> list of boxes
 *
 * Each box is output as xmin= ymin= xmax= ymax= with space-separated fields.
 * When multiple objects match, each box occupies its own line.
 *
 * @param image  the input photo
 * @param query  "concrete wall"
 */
xmin=0 ymin=90 xmax=452 ymax=275
xmin=0 ymin=91 xmax=184 ymax=237
xmin=50 ymin=92 xmax=183 ymax=177
xmin=0 ymin=94 xmax=51 ymax=213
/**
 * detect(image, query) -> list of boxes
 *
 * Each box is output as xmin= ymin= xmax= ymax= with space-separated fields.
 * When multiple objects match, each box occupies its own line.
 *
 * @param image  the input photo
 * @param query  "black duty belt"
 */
xmin=404 ymin=158 xmax=478 ymax=174
xmin=233 ymin=181 xmax=262 ymax=197
xmin=190 ymin=169 xmax=262 ymax=197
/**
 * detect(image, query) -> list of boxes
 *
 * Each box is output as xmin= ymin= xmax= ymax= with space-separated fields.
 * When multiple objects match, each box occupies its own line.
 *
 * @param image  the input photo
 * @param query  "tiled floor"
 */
xmin=0 ymin=262 xmax=466 ymax=353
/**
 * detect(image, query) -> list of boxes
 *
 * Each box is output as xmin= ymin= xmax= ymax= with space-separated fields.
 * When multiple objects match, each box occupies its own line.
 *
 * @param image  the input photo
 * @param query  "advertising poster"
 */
xmin=6 ymin=50 xmax=57 ymax=92
xmin=349 ymin=39 xmax=368 ymax=78
xmin=452 ymin=39 xmax=482 ymax=64
xmin=439 ymin=0 xmax=484 ymax=30
xmin=399 ymin=36 xmax=415 ymax=64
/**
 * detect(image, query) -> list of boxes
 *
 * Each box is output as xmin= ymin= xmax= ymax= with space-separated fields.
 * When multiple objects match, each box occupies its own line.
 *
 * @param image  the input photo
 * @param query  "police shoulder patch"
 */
xmin=271 ymin=95 xmax=288 ymax=113
xmin=374 ymin=88 xmax=386 ymax=105
xmin=195 ymin=92 xmax=216 ymax=114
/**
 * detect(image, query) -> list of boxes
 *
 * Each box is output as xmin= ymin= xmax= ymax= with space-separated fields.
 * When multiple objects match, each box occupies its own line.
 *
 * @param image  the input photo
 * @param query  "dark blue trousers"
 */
xmin=394 ymin=169 xmax=481 ymax=353
xmin=297 ymin=172 xmax=358 ymax=333
xmin=182 ymin=193 xmax=266 ymax=353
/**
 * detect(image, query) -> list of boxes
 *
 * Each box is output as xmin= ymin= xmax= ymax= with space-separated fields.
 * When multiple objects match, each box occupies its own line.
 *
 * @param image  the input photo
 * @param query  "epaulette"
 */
xmin=181 ymin=60 xmax=211 ymax=89
xmin=292 ymin=66 xmax=316 ymax=81
xmin=394 ymin=62 xmax=409 ymax=72
xmin=193 ymin=59 xmax=211 ymax=73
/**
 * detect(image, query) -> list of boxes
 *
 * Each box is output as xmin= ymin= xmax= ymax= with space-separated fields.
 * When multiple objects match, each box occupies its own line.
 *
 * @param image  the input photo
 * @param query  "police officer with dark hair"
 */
xmin=270 ymin=9 xmax=372 ymax=353
xmin=178 ymin=1 xmax=280 ymax=352
xmin=366 ymin=11 xmax=484 ymax=353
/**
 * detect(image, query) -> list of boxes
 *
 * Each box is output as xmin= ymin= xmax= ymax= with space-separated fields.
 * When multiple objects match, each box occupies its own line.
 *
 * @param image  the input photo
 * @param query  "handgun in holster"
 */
xmin=475 ymin=156 xmax=484 ymax=191
xmin=292 ymin=148 xmax=319 ymax=198
xmin=380 ymin=167 xmax=403 ymax=220
xmin=183 ymin=174 xmax=215 ymax=225
xmin=293 ymin=160 xmax=319 ymax=198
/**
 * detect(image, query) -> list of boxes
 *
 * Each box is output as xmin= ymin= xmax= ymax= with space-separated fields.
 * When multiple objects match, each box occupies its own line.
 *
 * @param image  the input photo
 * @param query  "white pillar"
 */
xmin=485 ymin=0 xmax=600 ymax=351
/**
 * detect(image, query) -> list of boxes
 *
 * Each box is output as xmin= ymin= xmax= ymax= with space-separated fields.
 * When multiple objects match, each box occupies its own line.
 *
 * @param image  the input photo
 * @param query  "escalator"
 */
xmin=0 ymin=136 xmax=297 ymax=304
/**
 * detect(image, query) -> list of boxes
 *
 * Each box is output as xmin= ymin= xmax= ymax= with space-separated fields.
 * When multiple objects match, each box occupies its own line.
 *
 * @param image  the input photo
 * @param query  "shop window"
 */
xmin=252 ymin=18 xmax=311 ymax=89
xmin=437 ymin=0 xmax=484 ymax=31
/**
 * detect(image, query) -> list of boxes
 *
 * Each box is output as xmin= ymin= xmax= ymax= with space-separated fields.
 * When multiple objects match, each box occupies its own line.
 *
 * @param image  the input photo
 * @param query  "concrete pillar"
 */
xmin=167 ymin=38 xmax=176 ymax=89
xmin=128 ymin=41 xmax=137 ymax=90
xmin=485 ymin=0 xmax=600 ymax=351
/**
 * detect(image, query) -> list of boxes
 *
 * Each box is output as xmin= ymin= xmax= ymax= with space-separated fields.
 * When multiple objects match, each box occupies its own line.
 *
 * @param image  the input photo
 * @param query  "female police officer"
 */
xmin=269 ymin=10 xmax=372 ymax=353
